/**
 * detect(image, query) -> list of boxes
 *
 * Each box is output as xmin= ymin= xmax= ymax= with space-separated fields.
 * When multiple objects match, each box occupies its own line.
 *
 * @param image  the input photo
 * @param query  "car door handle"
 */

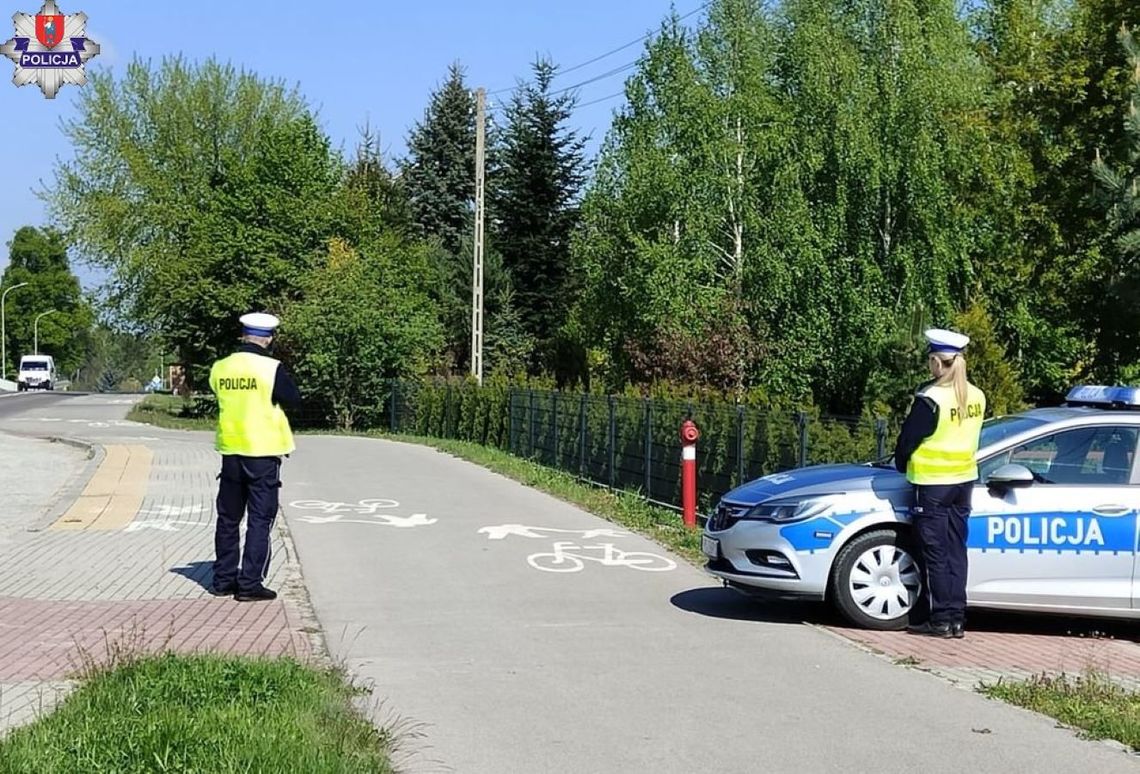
xmin=1092 ymin=504 xmax=1132 ymax=516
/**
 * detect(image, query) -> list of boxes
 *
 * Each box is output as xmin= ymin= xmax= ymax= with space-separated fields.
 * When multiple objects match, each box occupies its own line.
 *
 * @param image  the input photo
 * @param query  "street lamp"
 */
xmin=1 ymin=282 xmax=29 ymax=380
xmin=34 ymin=309 xmax=58 ymax=355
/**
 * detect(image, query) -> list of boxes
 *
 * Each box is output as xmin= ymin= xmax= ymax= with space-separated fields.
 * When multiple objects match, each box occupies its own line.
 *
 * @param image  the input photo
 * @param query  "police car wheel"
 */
xmin=830 ymin=529 xmax=922 ymax=631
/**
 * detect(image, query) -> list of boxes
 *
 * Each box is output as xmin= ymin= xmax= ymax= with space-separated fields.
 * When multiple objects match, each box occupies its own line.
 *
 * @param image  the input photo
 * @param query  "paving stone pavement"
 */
xmin=0 ymin=395 xmax=321 ymax=735
xmin=829 ymin=617 xmax=1140 ymax=692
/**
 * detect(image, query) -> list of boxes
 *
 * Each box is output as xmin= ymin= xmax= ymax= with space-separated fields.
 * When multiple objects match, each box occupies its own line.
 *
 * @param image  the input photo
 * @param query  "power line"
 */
xmin=576 ymin=90 xmax=626 ymax=108
xmin=487 ymin=1 xmax=709 ymax=97
xmin=487 ymin=82 xmax=626 ymax=116
xmin=549 ymin=61 xmax=638 ymax=97
xmin=486 ymin=62 xmax=636 ymax=111
xmin=553 ymin=1 xmax=709 ymax=79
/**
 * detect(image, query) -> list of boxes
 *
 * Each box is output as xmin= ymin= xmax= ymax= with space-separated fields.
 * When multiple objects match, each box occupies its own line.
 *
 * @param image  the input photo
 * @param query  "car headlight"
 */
xmin=744 ymin=497 xmax=836 ymax=524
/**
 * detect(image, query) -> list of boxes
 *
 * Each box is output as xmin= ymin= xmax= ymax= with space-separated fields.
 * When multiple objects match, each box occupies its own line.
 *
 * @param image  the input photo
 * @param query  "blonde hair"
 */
xmin=933 ymin=353 xmax=969 ymax=422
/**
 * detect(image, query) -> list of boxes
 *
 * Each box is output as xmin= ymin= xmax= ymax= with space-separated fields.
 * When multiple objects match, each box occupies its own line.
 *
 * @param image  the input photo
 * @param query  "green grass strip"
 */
xmin=981 ymin=671 xmax=1140 ymax=750
xmin=126 ymin=394 xmax=215 ymax=431
xmin=0 ymin=652 xmax=398 ymax=773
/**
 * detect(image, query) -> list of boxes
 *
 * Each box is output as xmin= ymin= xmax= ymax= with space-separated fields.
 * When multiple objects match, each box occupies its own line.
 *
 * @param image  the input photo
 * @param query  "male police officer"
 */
xmin=893 ymin=329 xmax=986 ymax=638
xmin=208 ymin=312 xmax=301 ymax=601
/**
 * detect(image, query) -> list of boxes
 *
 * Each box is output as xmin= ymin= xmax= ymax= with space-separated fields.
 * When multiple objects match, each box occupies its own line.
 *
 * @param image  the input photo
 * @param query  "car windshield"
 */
xmin=978 ymin=415 xmax=1048 ymax=449
xmin=21 ymin=362 xmax=48 ymax=371
xmin=870 ymin=414 xmax=1049 ymax=468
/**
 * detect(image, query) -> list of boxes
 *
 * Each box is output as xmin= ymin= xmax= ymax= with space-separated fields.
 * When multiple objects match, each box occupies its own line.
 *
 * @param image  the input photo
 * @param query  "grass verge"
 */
xmin=0 ymin=651 xmax=399 ymax=773
xmin=980 ymin=671 xmax=1140 ymax=751
xmin=126 ymin=394 xmax=215 ymax=431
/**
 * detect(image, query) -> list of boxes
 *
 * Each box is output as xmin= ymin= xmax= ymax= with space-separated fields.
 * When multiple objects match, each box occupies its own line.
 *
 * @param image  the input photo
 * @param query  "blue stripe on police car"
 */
xmin=967 ymin=511 xmax=1136 ymax=554
xmin=780 ymin=510 xmax=870 ymax=553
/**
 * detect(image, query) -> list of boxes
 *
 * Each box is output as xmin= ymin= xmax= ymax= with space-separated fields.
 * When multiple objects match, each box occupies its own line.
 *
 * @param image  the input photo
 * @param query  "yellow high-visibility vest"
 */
xmin=208 ymin=352 xmax=295 ymax=457
xmin=907 ymin=382 xmax=986 ymax=485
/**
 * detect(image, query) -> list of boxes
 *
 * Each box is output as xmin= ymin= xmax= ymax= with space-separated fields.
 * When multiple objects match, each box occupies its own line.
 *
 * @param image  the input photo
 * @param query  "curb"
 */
xmin=32 ymin=434 xmax=105 ymax=533
xmin=0 ymin=431 xmax=108 ymax=533
xmin=275 ymin=505 xmax=333 ymax=667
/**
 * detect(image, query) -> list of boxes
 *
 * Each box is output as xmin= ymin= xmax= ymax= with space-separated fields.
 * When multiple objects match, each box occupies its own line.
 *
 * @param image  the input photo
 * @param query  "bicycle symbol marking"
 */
xmin=478 ymin=524 xmax=676 ymax=573
xmin=288 ymin=499 xmax=436 ymax=528
xmin=526 ymin=541 xmax=677 ymax=574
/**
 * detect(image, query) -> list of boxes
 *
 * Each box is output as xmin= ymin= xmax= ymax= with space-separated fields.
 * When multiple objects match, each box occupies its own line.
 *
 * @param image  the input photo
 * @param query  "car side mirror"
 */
xmin=986 ymin=463 xmax=1035 ymax=490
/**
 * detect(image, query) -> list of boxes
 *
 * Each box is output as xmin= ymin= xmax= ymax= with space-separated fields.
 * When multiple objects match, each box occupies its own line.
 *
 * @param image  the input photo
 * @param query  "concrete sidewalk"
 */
xmin=0 ymin=394 xmax=318 ymax=734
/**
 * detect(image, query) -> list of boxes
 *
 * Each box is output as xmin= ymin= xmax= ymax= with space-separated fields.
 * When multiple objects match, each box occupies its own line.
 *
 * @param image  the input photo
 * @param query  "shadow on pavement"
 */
xmin=170 ymin=560 xmax=216 ymax=592
xmin=670 ymin=586 xmax=843 ymax=626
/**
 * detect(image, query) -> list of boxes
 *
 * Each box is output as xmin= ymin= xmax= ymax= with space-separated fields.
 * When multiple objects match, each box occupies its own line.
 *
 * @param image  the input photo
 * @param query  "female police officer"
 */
xmin=893 ymin=329 xmax=986 ymax=638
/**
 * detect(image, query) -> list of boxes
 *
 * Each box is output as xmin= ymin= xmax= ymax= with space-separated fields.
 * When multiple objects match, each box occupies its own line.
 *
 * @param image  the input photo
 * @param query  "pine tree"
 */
xmin=345 ymin=123 xmax=411 ymax=238
xmin=491 ymin=58 xmax=588 ymax=374
xmin=400 ymin=62 xmax=477 ymax=256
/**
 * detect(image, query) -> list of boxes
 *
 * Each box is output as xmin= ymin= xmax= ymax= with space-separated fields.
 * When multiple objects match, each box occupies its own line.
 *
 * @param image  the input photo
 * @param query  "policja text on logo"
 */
xmin=0 ymin=0 xmax=99 ymax=98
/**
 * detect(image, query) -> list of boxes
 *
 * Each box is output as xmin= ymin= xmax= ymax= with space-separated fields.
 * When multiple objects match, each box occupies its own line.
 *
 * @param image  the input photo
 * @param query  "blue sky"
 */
xmin=0 ymin=0 xmax=703 ymax=288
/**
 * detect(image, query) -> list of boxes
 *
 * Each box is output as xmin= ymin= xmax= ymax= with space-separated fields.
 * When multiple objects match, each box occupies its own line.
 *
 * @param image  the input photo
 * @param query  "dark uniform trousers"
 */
xmin=213 ymin=455 xmax=281 ymax=592
xmin=911 ymin=482 xmax=972 ymax=626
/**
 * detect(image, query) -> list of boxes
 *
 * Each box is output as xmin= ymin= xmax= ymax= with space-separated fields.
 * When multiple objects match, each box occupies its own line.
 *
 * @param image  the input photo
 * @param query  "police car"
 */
xmin=702 ymin=385 xmax=1140 ymax=630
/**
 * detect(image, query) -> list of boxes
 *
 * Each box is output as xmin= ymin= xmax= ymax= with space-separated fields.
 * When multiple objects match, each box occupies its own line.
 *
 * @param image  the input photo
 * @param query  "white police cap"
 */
xmin=240 ymin=312 xmax=280 ymax=337
xmin=924 ymin=328 xmax=969 ymax=355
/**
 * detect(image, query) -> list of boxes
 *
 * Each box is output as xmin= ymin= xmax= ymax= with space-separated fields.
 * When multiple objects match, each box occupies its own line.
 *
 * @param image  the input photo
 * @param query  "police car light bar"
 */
xmin=1065 ymin=385 xmax=1140 ymax=409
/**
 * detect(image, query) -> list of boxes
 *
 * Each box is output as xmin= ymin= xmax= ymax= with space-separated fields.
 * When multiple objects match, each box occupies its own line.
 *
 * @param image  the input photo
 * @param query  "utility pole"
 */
xmin=471 ymin=86 xmax=486 ymax=385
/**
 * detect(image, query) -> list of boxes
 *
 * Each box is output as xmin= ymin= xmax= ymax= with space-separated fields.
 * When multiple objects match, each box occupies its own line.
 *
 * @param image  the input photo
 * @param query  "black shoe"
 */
xmin=950 ymin=621 xmax=965 ymax=639
xmin=235 ymin=586 xmax=277 ymax=602
xmin=907 ymin=621 xmax=952 ymax=638
xmin=208 ymin=582 xmax=238 ymax=597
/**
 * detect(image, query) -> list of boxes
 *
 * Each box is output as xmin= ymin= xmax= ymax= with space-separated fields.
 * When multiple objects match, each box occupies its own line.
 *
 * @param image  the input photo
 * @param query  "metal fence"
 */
xmin=389 ymin=381 xmax=893 ymax=516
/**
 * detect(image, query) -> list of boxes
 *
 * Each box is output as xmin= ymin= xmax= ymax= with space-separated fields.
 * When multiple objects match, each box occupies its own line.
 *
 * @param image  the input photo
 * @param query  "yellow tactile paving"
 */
xmin=51 ymin=445 xmax=153 ymax=531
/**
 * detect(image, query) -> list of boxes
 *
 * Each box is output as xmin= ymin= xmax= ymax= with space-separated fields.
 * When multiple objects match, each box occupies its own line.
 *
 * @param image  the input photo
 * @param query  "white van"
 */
xmin=17 ymin=354 xmax=56 ymax=391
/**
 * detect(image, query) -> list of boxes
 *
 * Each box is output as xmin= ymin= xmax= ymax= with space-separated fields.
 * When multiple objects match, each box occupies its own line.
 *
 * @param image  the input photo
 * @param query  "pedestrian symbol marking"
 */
xmin=478 ymin=524 xmax=631 ymax=540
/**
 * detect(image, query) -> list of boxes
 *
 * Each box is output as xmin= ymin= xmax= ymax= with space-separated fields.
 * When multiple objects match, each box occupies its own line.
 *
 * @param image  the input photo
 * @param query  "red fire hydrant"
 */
xmin=680 ymin=419 xmax=700 ymax=528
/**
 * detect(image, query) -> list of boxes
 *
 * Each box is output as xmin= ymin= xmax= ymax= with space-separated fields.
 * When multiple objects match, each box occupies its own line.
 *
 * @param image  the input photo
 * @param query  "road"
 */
xmin=3 ymin=393 xmax=1138 ymax=773
xmin=0 ymin=390 xmax=79 ymax=419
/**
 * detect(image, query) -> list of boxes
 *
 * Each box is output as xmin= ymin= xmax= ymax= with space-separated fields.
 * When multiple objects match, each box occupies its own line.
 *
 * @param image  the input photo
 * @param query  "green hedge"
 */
xmin=392 ymin=377 xmax=897 ymax=511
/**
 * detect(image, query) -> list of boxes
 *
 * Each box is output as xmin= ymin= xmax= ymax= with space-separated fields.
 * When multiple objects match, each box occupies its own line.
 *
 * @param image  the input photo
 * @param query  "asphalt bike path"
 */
xmin=282 ymin=433 xmax=1140 ymax=774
